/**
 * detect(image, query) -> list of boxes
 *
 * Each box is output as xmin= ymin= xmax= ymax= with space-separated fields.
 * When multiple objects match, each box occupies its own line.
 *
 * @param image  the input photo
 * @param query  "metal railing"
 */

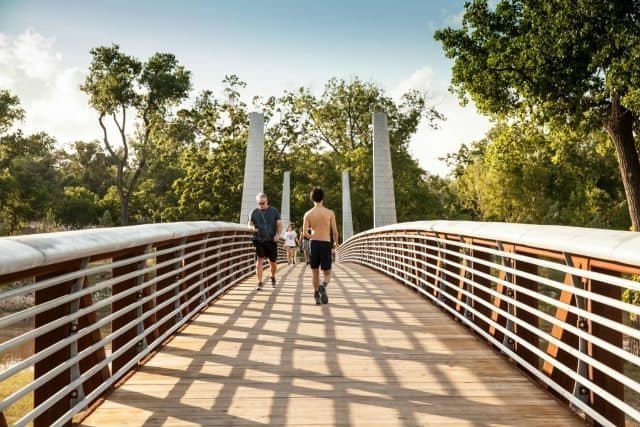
xmin=338 ymin=221 xmax=640 ymax=427
xmin=0 ymin=222 xmax=263 ymax=427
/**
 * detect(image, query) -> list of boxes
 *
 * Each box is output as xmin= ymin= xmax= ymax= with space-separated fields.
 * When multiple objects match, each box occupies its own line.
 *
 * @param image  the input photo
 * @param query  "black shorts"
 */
xmin=254 ymin=241 xmax=278 ymax=262
xmin=309 ymin=240 xmax=333 ymax=270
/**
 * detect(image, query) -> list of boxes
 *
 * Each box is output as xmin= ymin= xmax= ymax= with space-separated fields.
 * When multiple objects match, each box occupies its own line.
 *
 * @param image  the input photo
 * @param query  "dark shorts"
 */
xmin=254 ymin=241 xmax=277 ymax=262
xmin=310 ymin=240 xmax=332 ymax=270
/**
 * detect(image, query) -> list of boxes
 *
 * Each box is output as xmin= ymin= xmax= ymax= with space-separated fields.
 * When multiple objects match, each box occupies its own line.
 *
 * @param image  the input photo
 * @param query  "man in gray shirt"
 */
xmin=248 ymin=193 xmax=282 ymax=290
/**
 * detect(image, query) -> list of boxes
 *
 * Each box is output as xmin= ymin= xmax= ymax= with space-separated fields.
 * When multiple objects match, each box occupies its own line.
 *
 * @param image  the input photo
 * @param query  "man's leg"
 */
xmin=269 ymin=260 xmax=278 ymax=287
xmin=311 ymin=268 xmax=320 ymax=291
xmin=322 ymin=269 xmax=331 ymax=286
xmin=311 ymin=268 xmax=321 ymax=305
xmin=255 ymin=256 xmax=264 ymax=289
xmin=317 ymin=243 xmax=331 ymax=304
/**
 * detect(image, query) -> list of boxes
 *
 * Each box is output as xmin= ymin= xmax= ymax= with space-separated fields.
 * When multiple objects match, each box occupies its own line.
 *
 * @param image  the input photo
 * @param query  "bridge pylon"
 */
xmin=239 ymin=112 xmax=264 ymax=225
xmin=342 ymin=170 xmax=354 ymax=240
xmin=372 ymin=111 xmax=397 ymax=227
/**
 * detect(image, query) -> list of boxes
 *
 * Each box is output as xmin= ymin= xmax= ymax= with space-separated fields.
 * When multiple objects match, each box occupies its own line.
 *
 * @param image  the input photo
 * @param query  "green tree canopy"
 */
xmin=81 ymin=44 xmax=191 ymax=225
xmin=435 ymin=0 xmax=640 ymax=229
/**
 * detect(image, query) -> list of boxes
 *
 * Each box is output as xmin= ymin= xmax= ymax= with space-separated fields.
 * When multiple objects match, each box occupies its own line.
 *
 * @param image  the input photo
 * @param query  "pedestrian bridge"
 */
xmin=1 ymin=221 xmax=639 ymax=426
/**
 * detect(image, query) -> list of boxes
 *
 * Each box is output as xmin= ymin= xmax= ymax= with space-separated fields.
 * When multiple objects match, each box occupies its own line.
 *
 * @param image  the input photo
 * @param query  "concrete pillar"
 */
xmin=342 ymin=170 xmax=354 ymax=241
xmin=372 ymin=111 xmax=397 ymax=227
xmin=281 ymin=171 xmax=291 ymax=234
xmin=239 ymin=112 xmax=264 ymax=224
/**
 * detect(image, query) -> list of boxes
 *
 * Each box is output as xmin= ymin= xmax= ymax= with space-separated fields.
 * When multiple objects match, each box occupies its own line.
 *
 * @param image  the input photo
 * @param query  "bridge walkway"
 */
xmin=79 ymin=262 xmax=580 ymax=426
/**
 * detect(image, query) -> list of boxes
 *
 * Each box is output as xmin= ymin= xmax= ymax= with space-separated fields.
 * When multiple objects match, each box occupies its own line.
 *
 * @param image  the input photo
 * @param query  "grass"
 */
xmin=0 ymin=368 xmax=33 ymax=425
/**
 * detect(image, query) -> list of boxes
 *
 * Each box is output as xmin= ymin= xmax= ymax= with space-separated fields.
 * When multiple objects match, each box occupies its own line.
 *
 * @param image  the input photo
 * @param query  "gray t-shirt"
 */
xmin=250 ymin=206 xmax=281 ymax=242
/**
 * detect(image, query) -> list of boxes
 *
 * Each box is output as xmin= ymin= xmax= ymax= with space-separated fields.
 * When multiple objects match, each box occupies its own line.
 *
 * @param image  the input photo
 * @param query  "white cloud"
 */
xmin=0 ymin=29 xmax=102 ymax=145
xmin=390 ymin=66 xmax=434 ymax=100
xmin=12 ymin=29 xmax=60 ymax=80
xmin=392 ymin=66 xmax=492 ymax=177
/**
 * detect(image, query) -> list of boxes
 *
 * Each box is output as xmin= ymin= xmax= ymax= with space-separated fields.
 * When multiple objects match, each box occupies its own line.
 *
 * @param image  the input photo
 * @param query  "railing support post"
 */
xmin=588 ymin=266 xmax=624 ymax=427
xmin=513 ymin=252 xmax=539 ymax=372
xmin=34 ymin=260 xmax=82 ymax=427
xmin=111 ymin=245 xmax=149 ymax=375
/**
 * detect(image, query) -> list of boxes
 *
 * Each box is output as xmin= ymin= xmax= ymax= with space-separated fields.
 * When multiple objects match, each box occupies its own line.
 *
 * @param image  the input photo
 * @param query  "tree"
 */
xmin=81 ymin=44 xmax=191 ymax=225
xmin=59 ymin=140 xmax=117 ymax=197
xmin=168 ymin=76 xmax=250 ymax=222
xmin=449 ymin=121 xmax=628 ymax=228
xmin=56 ymin=186 xmax=101 ymax=228
xmin=0 ymin=131 xmax=62 ymax=233
xmin=288 ymin=77 xmax=444 ymax=231
xmin=0 ymin=90 xmax=24 ymax=133
xmin=435 ymin=1 xmax=640 ymax=230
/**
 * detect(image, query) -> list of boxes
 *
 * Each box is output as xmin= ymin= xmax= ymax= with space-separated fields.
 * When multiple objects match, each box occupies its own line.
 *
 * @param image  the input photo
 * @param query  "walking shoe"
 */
xmin=319 ymin=283 xmax=328 ymax=304
xmin=256 ymin=282 xmax=263 ymax=290
xmin=271 ymin=276 xmax=277 ymax=288
xmin=314 ymin=290 xmax=321 ymax=305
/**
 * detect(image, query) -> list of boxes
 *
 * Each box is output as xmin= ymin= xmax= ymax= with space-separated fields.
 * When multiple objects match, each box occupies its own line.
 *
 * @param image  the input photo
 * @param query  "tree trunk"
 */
xmin=119 ymin=194 xmax=129 ymax=226
xmin=605 ymin=94 xmax=640 ymax=231
xmin=606 ymin=95 xmax=640 ymax=357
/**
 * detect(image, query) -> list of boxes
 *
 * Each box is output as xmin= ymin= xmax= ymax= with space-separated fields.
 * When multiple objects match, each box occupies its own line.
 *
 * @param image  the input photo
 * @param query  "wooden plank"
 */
xmin=79 ymin=263 xmax=581 ymax=427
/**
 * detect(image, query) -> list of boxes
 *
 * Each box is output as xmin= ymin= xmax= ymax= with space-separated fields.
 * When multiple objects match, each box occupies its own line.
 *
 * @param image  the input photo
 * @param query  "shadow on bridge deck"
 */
xmin=78 ymin=263 xmax=581 ymax=426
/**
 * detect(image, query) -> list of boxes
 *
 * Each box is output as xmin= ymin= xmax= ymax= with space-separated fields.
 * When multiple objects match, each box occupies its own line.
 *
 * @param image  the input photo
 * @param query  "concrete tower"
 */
xmin=372 ymin=111 xmax=397 ymax=227
xmin=281 ymin=171 xmax=291 ymax=233
xmin=239 ymin=112 xmax=264 ymax=225
xmin=341 ymin=170 xmax=354 ymax=241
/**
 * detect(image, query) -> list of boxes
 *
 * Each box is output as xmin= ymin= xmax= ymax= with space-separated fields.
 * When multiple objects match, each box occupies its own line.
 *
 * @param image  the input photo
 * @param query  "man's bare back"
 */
xmin=303 ymin=205 xmax=338 ymax=243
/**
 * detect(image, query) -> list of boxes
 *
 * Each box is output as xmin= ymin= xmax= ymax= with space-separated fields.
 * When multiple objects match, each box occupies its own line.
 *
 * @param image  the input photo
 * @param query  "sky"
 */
xmin=0 ymin=0 xmax=491 ymax=176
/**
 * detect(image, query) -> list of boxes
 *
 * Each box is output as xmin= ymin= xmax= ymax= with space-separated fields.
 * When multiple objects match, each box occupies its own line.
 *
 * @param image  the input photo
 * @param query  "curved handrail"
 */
xmin=0 ymin=222 xmax=265 ymax=427
xmin=338 ymin=220 xmax=640 ymax=427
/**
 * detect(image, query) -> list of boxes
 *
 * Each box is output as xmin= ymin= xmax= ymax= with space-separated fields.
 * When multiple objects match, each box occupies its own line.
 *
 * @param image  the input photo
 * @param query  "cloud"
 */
xmin=391 ymin=66 xmax=492 ymax=177
xmin=390 ymin=66 xmax=434 ymax=100
xmin=0 ymin=29 xmax=100 ymax=144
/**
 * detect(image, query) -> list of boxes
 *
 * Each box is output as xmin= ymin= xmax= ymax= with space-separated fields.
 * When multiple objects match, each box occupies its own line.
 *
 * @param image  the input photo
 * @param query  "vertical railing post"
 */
xmin=489 ymin=242 xmax=511 ymax=346
xmin=76 ymin=270 xmax=110 ymax=403
xmin=155 ymin=239 xmax=183 ymax=337
xmin=588 ymin=266 xmax=624 ymax=427
xmin=34 ymin=260 xmax=83 ymax=427
xmin=560 ymin=255 xmax=591 ymax=410
xmin=543 ymin=257 xmax=581 ymax=398
xmin=197 ymin=233 xmax=210 ymax=303
xmin=68 ymin=258 xmax=89 ymax=408
xmin=181 ymin=236 xmax=202 ymax=316
xmin=457 ymin=236 xmax=472 ymax=317
xmin=471 ymin=245 xmax=493 ymax=335
xmin=111 ymin=246 xmax=149 ymax=374
xmin=513 ymin=251 xmax=540 ymax=372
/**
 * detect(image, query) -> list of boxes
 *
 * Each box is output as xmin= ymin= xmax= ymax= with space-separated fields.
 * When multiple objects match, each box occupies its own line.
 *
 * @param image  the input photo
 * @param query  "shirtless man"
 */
xmin=302 ymin=187 xmax=339 ymax=305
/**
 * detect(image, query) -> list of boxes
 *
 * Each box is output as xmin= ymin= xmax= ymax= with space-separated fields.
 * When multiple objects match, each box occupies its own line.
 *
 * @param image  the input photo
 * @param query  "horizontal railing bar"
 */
xmin=10 ymin=254 xmax=254 ymax=424
xmin=343 ymin=244 xmax=640 ymax=369
xmin=0 ymin=232 xmax=243 ymax=306
xmin=361 ymin=239 xmax=640 ymax=341
xmin=347 ymin=254 xmax=615 ymax=427
xmin=52 ymin=266 xmax=254 ymax=427
xmin=364 ymin=232 xmax=640 ymax=293
xmin=375 ymin=253 xmax=640 ymax=396
xmin=0 ymin=247 xmax=251 ymax=381
xmin=353 ymin=255 xmax=626 ymax=426
xmin=0 ymin=242 xmax=250 ymax=355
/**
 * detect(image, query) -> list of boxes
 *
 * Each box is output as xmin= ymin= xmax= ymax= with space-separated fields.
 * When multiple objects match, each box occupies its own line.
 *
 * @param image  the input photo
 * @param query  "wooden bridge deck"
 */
xmin=79 ymin=263 xmax=581 ymax=426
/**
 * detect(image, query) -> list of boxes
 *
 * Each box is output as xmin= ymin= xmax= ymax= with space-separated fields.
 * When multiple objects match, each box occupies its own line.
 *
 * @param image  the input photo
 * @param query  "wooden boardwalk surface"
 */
xmin=79 ymin=263 xmax=581 ymax=426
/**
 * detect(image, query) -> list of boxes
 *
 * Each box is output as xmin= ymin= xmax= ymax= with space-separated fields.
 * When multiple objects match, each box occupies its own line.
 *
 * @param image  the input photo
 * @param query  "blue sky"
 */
xmin=0 ymin=0 xmax=490 ymax=175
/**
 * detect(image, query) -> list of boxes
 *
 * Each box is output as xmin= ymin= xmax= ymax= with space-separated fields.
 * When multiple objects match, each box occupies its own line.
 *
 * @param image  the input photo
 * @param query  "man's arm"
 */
xmin=302 ymin=213 xmax=311 ymax=239
xmin=274 ymin=219 xmax=283 ymax=242
xmin=331 ymin=211 xmax=339 ymax=246
xmin=248 ymin=209 xmax=256 ymax=230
